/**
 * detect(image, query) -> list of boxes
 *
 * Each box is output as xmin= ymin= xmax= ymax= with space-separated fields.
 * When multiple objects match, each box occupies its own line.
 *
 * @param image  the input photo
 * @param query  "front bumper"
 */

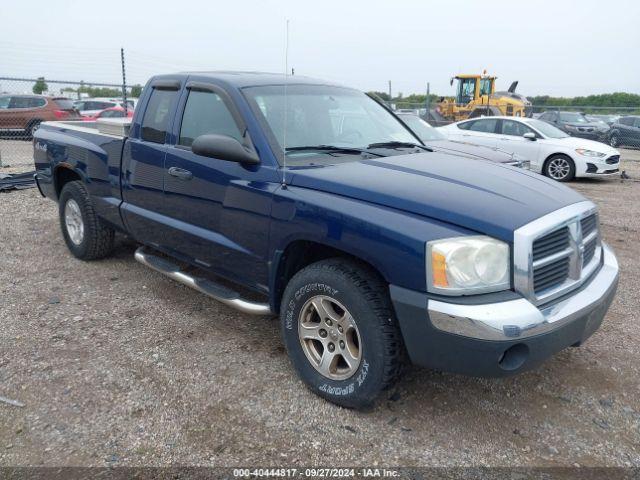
xmin=390 ymin=243 xmax=619 ymax=377
xmin=567 ymin=130 xmax=608 ymax=141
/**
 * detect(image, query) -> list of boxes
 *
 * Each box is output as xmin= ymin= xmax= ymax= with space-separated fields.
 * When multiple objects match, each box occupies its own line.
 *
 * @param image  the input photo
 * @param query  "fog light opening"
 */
xmin=498 ymin=343 xmax=529 ymax=371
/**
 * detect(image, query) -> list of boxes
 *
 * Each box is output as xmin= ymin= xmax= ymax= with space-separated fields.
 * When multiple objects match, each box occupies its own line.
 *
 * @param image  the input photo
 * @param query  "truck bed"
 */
xmin=33 ymin=118 xmax=131 ymax=230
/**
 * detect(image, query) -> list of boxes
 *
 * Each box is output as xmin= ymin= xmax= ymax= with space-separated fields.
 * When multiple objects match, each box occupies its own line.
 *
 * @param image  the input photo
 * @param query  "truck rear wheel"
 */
xmin=58 ymin=180 xmax=115 ymax=260
xmin=280 ymin=258 xmax=404 ymax=409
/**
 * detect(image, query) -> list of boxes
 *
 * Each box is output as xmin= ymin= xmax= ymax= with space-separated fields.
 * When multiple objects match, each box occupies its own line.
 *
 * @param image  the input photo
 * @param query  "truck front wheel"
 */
xmin=280 ymin=258 xmax=404 ymax=409
xmin=58 ymin=181 xmax=115 ymax=260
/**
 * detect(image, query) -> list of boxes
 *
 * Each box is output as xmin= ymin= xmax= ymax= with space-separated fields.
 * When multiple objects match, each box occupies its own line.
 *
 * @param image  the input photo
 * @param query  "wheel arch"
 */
xmin=542 ymin=151 xmax=574 ymax=171
xmin=53 ymin=165 xmax=84 ymax=199
xmin=270 ymin=239 xmax=388 ymax=314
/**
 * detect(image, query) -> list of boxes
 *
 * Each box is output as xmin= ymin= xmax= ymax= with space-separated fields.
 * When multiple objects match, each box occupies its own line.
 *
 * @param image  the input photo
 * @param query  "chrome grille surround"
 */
xmin=514 ymin=201 xmax=602 ymax=306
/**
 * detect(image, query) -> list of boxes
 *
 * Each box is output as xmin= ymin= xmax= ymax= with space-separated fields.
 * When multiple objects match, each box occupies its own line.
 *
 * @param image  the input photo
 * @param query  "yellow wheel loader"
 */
xmin=433 ymin=72 xmax=532 ymax=123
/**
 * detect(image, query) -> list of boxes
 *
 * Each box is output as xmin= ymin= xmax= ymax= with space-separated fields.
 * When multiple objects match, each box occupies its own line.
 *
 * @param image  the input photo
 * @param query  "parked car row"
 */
xmin=0 ymin=95 xmax=82 ymax=137
xmin=0 ymin=94 xmax=137 ymax=138
xmin=536 ymin=110 xmax=639 ymax=148
xmin=73 ymin=97 xmax=136 ymax=117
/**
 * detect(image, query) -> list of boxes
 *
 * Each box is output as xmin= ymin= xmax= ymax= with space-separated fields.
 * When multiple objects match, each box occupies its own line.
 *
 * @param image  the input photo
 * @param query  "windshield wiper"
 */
xmin=285 ymin=145 xmax=383 ymax=157
xmin=366 ymin=141 xmax=432 ymax=151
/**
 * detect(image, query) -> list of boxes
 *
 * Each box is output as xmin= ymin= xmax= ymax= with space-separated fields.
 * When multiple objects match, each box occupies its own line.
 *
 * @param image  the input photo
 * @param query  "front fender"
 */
xmin=268 ymin=186 xmax=476 ymax=305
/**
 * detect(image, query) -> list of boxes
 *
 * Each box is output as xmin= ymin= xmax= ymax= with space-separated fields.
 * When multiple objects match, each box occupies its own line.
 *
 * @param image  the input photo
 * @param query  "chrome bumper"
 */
xmin=429 ymin=242 xmax=619 ymax=341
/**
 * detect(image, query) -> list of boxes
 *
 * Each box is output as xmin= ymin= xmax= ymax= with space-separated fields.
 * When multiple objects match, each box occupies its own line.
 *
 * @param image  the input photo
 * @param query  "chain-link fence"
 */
xmin=2 ymin=70 xmax=639 ymax=173
xmin=0 ymin=76 xmax=141 ymax=171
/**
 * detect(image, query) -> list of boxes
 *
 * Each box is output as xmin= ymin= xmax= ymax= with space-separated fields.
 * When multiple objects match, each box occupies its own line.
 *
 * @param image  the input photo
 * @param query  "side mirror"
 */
xmin=192 ymin=134 xmax=259 ymax=164
xmin=523 ymin=132 xmax=537 ymax=141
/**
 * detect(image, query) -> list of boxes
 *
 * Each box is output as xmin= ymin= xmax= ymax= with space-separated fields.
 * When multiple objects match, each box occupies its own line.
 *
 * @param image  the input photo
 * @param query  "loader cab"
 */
xmin=453 ymin=75 xmax=495 ymax=105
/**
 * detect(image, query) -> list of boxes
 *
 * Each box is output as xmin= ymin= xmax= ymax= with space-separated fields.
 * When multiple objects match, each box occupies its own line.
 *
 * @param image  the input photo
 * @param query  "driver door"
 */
xmin=161 ymin=82 xmax=275 ymax=290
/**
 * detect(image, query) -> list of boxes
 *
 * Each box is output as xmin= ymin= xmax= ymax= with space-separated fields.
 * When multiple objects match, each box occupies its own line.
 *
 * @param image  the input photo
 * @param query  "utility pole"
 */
xmin=388 ymin=80 xmax=392 ymax=104
xmin=425 ymin=82 xmax=430 ymax=119
xmin=120 ymin=48 xmax=128 ymax=116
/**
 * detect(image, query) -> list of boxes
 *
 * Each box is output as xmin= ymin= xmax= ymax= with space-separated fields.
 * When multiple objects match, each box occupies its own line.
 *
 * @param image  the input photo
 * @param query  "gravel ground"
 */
xmin=0 ymin=139 xmax=32 ymax=174
xmin=1 ymin=151 xmax=639 ymax=469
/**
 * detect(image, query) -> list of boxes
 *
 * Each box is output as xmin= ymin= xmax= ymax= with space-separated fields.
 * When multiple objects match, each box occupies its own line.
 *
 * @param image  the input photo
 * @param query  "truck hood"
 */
xmin=288 ymin=152 xmax=585 ymax=241
xmin=425 ymin=139 xmax=517 ymax=163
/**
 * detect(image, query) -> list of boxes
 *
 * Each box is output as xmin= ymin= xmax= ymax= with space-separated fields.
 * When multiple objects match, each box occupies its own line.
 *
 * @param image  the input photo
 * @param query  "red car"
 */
xmin=82 ymin=106 xmax=134 ymax=121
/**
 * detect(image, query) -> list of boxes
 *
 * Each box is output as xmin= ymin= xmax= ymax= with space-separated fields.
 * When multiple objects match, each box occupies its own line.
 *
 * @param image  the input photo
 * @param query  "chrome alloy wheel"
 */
xmin=548 ymin=157 xmax=571 ymax=180
xmin=298 ymin=295 xmax=362 ymax=380
xmin=64 ymin=198 xmax=85 ymax=245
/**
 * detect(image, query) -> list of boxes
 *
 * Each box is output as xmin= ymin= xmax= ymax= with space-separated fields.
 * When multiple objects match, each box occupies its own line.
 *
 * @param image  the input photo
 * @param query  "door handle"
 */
xmin=168 ymin=167 xmax=193 ymax=180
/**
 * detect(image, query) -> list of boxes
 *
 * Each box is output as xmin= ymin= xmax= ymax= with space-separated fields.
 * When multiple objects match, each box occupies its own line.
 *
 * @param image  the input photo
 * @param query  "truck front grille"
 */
xmin=534 ymin=256 xmax=570 ymax=293
xmin=532 ymin=227 xmax=569 ymax=261
xmin=514 ymin=202 xmax=602 ymax=305
xmin=581 ymin=214 xmax=597 ymax=237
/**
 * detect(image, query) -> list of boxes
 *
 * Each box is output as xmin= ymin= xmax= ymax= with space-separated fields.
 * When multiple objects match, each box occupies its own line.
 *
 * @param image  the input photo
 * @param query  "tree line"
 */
xmin=369 ymin=89 xmax=640 ymax=111
xmin=32 ymin=77 xmax=143 ymax=98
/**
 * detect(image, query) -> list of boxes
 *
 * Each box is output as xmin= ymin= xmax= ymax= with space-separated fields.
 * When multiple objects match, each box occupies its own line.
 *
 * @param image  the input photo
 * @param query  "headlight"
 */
xmin=575 ymin=148 xmax=606 ymax=157
xmin=427 ymin=236 xmax=510 ymax=295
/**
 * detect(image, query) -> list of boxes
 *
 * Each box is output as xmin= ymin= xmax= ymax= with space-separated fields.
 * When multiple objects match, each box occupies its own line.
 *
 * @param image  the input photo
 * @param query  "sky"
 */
xmin=1 ymin=0 xmax=639 ymax=97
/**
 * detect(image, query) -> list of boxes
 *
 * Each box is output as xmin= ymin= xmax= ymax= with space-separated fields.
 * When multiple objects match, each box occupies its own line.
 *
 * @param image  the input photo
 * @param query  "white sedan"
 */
xmin=438 ymin=116 xmax=621 ymax=181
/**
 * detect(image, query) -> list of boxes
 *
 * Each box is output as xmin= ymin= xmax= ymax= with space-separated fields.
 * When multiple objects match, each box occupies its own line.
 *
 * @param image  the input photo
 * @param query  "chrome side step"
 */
xmin=134 ymin=247 xmax=272 ymax=316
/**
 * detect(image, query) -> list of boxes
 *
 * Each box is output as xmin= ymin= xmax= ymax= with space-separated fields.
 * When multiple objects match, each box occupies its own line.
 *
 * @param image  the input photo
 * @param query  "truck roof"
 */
xmin=163 ymin=71 xmax=345 ymax=89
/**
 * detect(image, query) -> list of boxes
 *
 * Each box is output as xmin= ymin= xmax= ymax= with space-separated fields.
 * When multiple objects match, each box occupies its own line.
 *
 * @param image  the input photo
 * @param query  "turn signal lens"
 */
xmin=431 ymin=251 xmax=448 ymax=288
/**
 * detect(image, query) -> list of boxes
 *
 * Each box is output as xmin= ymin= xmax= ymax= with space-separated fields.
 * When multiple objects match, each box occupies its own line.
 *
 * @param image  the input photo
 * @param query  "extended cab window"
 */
xmin=141 ymin=89 xmax=177 ymax=144
xmin=179 ymin=90 xmax=242 ymax=147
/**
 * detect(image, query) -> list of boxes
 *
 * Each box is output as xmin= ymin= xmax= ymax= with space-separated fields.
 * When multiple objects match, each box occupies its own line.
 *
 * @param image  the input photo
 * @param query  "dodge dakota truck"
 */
xmin=33 ymin=72 xmax=619 ymax=408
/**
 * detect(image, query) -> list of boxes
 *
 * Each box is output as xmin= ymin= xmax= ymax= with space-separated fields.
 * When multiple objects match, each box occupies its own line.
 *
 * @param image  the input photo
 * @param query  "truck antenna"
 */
xmin=281 ymin=19 xmax=290 ymax=188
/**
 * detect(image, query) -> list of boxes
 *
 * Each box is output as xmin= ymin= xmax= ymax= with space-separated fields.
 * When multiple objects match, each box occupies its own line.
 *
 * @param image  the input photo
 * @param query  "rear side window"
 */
xmin=100 ymin=109 xmax=125 ymax=118
xmin=141 ymin=89 xmax=177 ymax=144
xmin=9 ymin=97 xmax=46 ymax=108
xmin=83 ymin=101 xmax=115 ymax=110
xmin=620 ymin=117 xmax=634 ymax=126
xmin=52 ymin=98 xmax=74 ymax=110
xmin=468 ymin=118 xmax=498 ymax=133
xmin=178 ymin=90 xmax=242 ymax=147
xmin=0 ymin=96 xmax=9 ymax=109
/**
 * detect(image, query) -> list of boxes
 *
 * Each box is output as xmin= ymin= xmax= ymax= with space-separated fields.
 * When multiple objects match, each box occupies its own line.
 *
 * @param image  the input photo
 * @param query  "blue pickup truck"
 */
xmin=33 ymin=72 xmax=619 ymax=408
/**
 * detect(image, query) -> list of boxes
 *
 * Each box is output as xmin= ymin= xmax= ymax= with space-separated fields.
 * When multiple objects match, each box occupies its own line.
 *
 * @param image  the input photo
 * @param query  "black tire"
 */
xmin=58 ymin=180 xmax=115 ymax=260
xmin=543 ymin=154 xmax=576 ymax=182
xmin=280 ymin=258 xmax=404 ymax=409
xmin=609 ymin=134 xmax=619 ymax=148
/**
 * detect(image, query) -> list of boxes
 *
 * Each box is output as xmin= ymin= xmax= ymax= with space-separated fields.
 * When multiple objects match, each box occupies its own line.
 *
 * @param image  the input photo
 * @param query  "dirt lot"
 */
xmin=1 ymin=149 xmax=639 ymax=469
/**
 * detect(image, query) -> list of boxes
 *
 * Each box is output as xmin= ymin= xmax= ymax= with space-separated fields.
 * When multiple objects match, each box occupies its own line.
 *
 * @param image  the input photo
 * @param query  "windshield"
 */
xmin=398 ymin=114 xmax=446 ymax=141
xmin=559 ymin=112 xmax=588 ymax=123
xmin=526 ymin=119 xmax=570 ymax=138
xmin=243 ymin=84 xmax=418 ymax=164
